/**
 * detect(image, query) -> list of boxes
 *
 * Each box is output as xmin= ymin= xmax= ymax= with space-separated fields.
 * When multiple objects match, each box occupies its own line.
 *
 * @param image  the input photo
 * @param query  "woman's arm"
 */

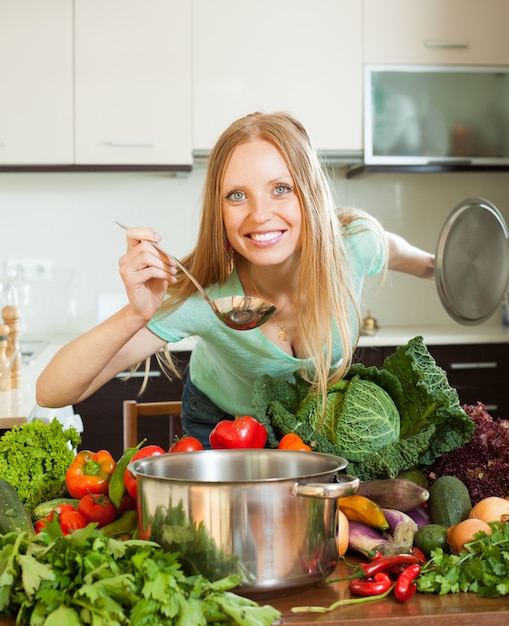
xmin=36 ymin=225 xmax=176 ymax=408
xmin=386 ymin=232 xmax=435 ymax=279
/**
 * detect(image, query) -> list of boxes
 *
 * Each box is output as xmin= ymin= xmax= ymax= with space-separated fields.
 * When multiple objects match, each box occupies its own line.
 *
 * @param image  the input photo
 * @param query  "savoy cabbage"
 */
xmin=251 ymin=336 xmax=474 ymax=480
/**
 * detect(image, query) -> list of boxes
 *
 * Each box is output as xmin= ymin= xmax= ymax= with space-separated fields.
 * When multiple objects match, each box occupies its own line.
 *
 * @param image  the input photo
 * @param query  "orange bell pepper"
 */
xmin=277 ymin=433 xmax=311 ymax=451
xmin=65 ymin=449 xmax=116 ymax=498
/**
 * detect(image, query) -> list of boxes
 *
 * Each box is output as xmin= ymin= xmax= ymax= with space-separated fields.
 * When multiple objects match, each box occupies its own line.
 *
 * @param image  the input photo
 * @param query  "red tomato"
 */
xmin=59 ymin=510 xmax=87 ymax=535
xmin=209 ymin=415 xmax=267 ymax=449
xmin=277 ymin=433 xmax=312 ymax=451
xmin=123 ymin=445 xmax=166 ymax=500
xmin=77 ymin=493 xmax=116 ymax=528
xmin=169 ymin=436 xmax=204 ymax=453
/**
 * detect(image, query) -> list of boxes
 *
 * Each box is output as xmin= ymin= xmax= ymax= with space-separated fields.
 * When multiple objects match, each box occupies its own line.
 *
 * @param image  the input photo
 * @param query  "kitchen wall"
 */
xmin=1 ymin=168 xmax=508 ymax=338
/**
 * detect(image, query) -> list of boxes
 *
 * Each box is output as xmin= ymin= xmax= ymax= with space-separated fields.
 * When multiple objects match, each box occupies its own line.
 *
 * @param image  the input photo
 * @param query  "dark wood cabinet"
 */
xmin=354 ymin=342 xmax=509 ymax=419
xmin=74 ymin=352 xmax=191 ymax=460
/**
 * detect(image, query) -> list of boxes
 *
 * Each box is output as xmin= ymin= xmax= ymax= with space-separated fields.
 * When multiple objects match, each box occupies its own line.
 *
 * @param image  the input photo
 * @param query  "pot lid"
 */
xmin=436 ymin=197 xmax=509 ymax=325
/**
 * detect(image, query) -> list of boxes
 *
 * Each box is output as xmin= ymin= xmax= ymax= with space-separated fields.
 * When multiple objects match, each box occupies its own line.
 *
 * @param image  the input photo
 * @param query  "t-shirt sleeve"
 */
xmin=345 ymin=218 xmax=387 ymax=277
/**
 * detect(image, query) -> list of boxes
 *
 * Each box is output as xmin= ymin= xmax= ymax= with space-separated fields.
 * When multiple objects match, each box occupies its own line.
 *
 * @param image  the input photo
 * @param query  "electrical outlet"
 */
xmin=6 ymin=258 xmax=53 ymax=282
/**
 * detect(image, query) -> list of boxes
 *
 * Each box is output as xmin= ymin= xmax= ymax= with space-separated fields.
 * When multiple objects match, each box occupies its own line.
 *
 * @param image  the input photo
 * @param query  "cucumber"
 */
xmin=0 ymin=478 xmax=35 ymax=535
xmin=428 ymin=475 xmax=472 ymax=527
xmin=33 ymin=498 xmax=80 ymax=520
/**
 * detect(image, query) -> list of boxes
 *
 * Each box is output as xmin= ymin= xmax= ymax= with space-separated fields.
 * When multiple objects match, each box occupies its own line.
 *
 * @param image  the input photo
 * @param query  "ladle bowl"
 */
xmin=116 ymin=222 xmax=276 ymax=331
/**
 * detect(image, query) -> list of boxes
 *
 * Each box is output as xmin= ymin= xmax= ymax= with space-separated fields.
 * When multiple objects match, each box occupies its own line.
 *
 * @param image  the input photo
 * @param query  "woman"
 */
xmin=36 ymin=112 xmax=434 ymax=446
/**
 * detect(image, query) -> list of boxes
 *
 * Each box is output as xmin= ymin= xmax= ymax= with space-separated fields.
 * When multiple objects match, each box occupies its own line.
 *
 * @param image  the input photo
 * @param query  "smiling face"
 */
xmin=221 ymin=139 xmax=303 ymax=268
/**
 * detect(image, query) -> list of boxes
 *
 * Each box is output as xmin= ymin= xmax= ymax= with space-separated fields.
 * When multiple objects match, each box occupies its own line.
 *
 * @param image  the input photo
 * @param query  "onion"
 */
xmin=469 ymin=496 xmax=509 ymax=524
xmin=447 ymin=518 xmax=492 ymax=554
xmin=336 ymin=508 xmax=349 ymax=557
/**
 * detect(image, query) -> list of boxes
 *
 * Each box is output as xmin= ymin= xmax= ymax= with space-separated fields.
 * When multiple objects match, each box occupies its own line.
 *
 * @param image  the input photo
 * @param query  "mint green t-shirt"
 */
xmin=147 ymin=221 xmax=386 ymax=416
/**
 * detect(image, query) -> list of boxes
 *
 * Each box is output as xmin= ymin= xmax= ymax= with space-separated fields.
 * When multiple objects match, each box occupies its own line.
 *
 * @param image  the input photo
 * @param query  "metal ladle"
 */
xmin=116 ymin=222 xmax=276 ymax=330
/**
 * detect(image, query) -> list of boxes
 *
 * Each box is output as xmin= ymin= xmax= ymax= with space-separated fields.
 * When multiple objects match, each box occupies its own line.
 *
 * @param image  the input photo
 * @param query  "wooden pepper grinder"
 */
xmin=0 ymin=324 xmax=10 ymax=391
xmin=2 ymin=305 xmax=21 ymax=389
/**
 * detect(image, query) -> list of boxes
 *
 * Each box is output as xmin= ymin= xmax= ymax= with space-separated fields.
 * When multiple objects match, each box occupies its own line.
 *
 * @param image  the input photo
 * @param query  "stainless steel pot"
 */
xmin=128 ymin=449 xmax=359 ymax=597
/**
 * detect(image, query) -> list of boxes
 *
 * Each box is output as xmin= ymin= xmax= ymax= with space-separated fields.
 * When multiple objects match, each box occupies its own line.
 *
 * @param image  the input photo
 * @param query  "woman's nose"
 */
xmin=250 ymin=196 xmax=272 ymax=223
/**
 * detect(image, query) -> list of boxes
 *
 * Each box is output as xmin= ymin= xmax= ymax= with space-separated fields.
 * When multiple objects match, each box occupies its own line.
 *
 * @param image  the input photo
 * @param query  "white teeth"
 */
xmin=250 ymin=231 xmax=281 ymax=242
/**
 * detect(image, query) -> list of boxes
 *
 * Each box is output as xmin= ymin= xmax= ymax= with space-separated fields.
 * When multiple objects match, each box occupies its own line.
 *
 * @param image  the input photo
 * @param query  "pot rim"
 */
xmin=128 ymin=448 xmax=349 ymax=484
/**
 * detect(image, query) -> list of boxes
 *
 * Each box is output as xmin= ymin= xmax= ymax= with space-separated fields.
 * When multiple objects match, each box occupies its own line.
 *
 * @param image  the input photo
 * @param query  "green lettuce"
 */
xmin=251 ymin=336 xmax=474 ymax=480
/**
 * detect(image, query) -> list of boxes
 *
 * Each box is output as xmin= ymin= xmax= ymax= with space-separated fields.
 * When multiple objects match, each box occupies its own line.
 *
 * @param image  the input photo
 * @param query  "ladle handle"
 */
xmin=115 ymin=222 xmax=213 ymax=304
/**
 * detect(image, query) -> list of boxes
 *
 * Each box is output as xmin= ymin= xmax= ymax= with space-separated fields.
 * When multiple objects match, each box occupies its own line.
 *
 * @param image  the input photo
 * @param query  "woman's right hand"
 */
xmin=118 ymin=226 xmax=177 ymax=322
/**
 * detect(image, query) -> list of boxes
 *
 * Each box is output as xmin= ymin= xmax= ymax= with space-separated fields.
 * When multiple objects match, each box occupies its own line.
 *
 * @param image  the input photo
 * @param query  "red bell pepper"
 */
xmin=65 ymin=449 xmax=116 ymax=498
xmin=123 ymin=444 xmax=166 ymax=500
xmin=209 ymin=415 xmax=267 ymax=449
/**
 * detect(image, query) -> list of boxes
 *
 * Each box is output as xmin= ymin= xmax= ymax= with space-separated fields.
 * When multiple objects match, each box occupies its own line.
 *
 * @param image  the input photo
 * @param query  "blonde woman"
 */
xmin=37 ymin=112 xmax=434 ymax=447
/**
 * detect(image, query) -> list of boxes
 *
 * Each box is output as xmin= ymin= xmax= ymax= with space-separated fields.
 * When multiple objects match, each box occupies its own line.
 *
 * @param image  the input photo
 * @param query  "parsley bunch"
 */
xmin=0 ymin=523 xmax=281 ymax=625
xmin=417 ymin=521 xmax=509 ymax=597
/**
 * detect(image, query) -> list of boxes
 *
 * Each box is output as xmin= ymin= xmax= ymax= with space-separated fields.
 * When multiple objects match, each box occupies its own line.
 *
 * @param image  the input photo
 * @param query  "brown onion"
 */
xmin=469 ymin=496 xmax=509 ymax=524
xmin=448 ymin=518 xmax=492 ymax=554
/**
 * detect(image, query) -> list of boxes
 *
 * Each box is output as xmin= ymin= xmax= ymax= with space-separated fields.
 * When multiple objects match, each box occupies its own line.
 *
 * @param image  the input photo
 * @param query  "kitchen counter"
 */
xmin=0 ymin=557 xmax=508 ymax=625
xmin=358 ymin=324 xmax=509 ymax=347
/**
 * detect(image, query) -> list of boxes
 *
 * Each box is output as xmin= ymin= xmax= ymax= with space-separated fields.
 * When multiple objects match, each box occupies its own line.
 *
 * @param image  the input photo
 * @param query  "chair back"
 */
xmin=123 ymin=399 xmax=182 ymax=450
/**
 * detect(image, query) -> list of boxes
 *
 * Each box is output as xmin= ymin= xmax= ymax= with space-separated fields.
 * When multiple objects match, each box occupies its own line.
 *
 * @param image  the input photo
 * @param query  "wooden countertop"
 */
xmin=1 ymin=557 xmax=507 ymax=625
xmin=267 ymin=559 xmax=509 ymax=624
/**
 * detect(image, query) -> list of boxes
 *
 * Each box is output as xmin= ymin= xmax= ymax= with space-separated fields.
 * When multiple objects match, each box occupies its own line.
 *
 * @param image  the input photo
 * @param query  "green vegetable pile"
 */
xmin=251 ymin=336 xmax=474 ymax=480
xmin=0 ymin=522 xmax=281 ymax=625
xmin=0 ymin=418 xmax=81 ymax=514
xmin=417 ymin=521 xmax=509 ymax=597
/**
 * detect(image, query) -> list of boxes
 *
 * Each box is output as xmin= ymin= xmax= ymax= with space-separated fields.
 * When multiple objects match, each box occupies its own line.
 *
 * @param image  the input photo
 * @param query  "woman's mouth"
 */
xmin=248 ymin=231 xmax=284 ymax=242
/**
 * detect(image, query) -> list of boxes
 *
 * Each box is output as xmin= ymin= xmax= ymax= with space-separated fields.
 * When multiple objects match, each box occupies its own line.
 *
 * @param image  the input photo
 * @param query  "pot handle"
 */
xmin=291 ymin=474 xmax=360 ymax=499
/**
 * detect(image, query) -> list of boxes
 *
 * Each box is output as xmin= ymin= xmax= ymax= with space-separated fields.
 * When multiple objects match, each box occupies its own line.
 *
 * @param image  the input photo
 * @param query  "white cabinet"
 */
xmin=0 ymin=0 xmax=73 ymax=165
xmin=0 ymin=0 xmax=192 ymax=168
xmin=364 ymin=0 xmax=509 ymax=65
xmin=192 ymin=0 xmax=362 ymax=154
xmin=75 ymin=0 xmax=192 ymax=167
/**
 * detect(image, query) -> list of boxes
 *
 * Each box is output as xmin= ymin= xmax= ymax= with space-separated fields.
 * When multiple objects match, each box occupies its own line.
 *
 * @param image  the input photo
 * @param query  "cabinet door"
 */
xmin=0 ymin=0 xmax=73 ymax=164
xmin=364 ymin=0 xmax=509 ymax=64
xmin=192 ymin=0 xmax=362 ymax=153
xmin=74 ymin=0 xmax=192 ymax=166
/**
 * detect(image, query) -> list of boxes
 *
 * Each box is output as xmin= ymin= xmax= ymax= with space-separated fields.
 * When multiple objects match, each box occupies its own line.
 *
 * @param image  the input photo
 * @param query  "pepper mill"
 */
xmin=2 ymin=305 xmax=21 ymax=389
xmin=0 ymin=324 xmax=10 ymax=391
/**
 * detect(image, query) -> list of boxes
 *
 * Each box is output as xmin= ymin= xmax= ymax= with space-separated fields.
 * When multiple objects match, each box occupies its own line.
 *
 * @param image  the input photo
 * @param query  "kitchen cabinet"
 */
xmin=192 ymin=0 xmax=363 ymax=155
xmin=74 ymin=352 xmax=191 ymax=460
xmin=0 ymin=0 xmax=73 ymax=165
xmin=74 ymin=0 xmax=192 ymax=167
xmin=364 ymin=0 xmax=509 ymax=65
xmin=0 ymin=0 xmax=192 ymax=169
xmin=354 ymin=343 xmax=509 ymax=419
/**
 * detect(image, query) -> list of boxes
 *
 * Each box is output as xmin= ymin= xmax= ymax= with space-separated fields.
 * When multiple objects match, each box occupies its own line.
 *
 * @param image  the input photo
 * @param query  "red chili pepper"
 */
xmin=349 ymin=572 xmax=392 ymax=597
xmin=394 ymin=564 xmax=421 ymax=602
xmin=359 ymin=554 xmax=423 ymax=578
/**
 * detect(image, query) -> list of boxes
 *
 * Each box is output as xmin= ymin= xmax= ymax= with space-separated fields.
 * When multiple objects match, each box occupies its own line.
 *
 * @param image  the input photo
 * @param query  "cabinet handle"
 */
xmin=484 ymin=404 xmax=499 ymax=412
xmin=424 ymin=40 xmax=469 ymax=49
xmin=115 ymin=370 xmax=162 ymax=378
xmin=449 ymin=361 xmax=498 ymax=370
xmin=104 ymin=142 xmax=155 ymax=148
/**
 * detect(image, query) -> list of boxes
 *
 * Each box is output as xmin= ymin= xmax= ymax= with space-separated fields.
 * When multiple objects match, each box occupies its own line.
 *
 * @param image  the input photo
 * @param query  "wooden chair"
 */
xmin=123 ymin=400 xmax=183 ymax=450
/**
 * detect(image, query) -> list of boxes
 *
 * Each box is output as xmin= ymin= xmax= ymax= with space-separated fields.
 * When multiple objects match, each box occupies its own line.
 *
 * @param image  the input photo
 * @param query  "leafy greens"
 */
xmin=251 ymin=336 xmax=474 ymax=480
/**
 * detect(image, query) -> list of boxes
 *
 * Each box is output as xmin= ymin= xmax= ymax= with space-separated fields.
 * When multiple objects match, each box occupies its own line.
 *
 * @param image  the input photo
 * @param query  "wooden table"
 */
xmin=267 ymin=560 xmax=509 ymax=625
xmin=0 ymin=558 xmax=508 ymax=625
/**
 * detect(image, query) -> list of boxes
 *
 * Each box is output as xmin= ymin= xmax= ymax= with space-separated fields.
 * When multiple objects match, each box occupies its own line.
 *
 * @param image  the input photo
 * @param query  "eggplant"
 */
xmin=357 ymin=479 xmax=429 ymax=512
xmin=406 ymin=505 xmax=431 ymax=528
xmin=348 ymin=520 xmax=391 ymax=557
xmin=382 ymin=508 xmax=418 ymax=552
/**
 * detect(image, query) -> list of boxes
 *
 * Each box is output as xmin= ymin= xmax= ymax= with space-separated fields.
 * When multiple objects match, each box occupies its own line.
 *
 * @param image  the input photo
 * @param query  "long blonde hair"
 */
xmin=158 ymin=112 xmax=386 ymax=401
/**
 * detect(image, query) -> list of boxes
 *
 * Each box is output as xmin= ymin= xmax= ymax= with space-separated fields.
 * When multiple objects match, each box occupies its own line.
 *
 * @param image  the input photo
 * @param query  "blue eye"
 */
xmin=274 ymin=184 xmax=293 ymax=195
xmin=226 ymin=190 xmax=245 ymax=201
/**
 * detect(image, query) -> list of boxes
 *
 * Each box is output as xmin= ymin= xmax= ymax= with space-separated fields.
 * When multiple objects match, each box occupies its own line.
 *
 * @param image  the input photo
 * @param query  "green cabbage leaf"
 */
xmin=251 ymin=336 xmax=474 ymax=480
